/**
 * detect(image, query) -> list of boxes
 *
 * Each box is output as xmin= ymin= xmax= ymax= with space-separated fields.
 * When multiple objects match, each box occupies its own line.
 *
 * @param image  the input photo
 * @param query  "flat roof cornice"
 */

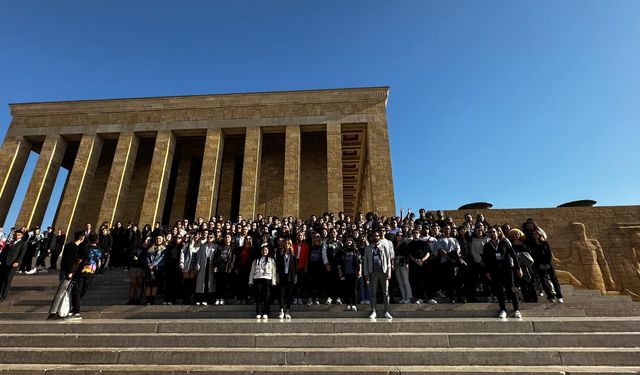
xmin=9 ymin=86 xmax=389 ymax=117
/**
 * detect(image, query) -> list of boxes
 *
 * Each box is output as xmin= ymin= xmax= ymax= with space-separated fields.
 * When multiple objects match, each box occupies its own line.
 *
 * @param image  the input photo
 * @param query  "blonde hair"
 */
xmin=508 ymin=228 xmax=526 ymax=242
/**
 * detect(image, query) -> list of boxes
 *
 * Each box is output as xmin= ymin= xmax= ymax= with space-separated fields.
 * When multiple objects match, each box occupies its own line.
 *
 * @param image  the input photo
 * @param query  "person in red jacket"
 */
xmin=292 ymin=231 xmax=309 ymax=305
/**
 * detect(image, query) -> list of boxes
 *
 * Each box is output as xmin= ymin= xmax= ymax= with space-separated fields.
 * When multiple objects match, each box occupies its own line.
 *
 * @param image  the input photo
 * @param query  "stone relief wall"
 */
xmin=447 ymin=206 xmax=640 ymax=299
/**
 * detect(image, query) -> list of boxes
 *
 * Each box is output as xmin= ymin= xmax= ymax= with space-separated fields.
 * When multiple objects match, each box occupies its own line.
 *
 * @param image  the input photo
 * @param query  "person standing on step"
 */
xmin=249 ymin=243 xmax=277 ymax=319
xmin=127 ymin=236 xmax=150 ymax=305
xmin=180 ymin=232 xmax=200 ymax=305
xmin=482 ymin=226 xmax=523 ymax=319
xmin=322 ymin=228 xmax=343 ymax=305
xmin=363 ymin=230 xmax=393 ymax=320
xmin=0 ymin=230 xmax=27 ymax=302
xmin=59 ymin=231 xmax=86 ymax=282
xmin=195 ymin=232 xmax=218 ymax=305
xmin=144 ymin=235 xmax=166 ymax=305
xmin=337 ymin=236 xmax=361 ymax=312
xmin=68 ymin=233 xmax=103 ymax=319
xmin=275 ymin=239 xmax=297 ymax=319
xmin=213 ymin=233 xmax=235 ymax=305
xmin=530 ymin=229 xmax=564 ymax=303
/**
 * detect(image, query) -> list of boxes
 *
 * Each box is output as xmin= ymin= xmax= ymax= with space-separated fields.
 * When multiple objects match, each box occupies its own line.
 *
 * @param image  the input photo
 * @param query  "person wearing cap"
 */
xmin=0 ymin=230 xmax=27 ymax=301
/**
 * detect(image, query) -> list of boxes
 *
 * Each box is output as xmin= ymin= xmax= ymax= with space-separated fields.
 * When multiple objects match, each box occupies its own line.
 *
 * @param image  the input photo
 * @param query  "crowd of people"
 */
xmin=0 ymin=209 xmax=564 ymax=320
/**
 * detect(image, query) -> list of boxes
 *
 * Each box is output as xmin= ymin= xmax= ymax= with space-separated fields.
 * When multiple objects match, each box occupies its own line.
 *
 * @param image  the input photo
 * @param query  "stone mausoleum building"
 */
xmin=0 ymin=87 xmax=395 ymax=235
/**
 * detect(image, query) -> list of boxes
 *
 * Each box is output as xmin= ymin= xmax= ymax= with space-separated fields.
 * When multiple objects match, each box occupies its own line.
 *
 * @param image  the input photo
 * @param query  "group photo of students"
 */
xmin=0 ymin=209 xmax=564 ymax=320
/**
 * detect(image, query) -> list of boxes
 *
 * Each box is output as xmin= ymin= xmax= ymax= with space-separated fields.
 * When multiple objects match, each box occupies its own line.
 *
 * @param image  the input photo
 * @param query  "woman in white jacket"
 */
xmin=249 ymin=243 xmax=277 ymax=319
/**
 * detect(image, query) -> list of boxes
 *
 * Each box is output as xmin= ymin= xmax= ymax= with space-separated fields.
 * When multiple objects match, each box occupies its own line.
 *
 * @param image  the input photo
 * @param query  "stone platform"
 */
xmin=0 ymin=269 xmax=639 ymax=374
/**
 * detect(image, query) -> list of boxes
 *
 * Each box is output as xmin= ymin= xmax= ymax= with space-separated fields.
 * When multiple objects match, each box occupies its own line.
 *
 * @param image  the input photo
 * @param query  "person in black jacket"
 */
xmin=482 ymin=226 xmax=523 ymax=319
xmin=0 ymin=230 xmax=27 ymax=301
xmin=59 ymin=231 xmax=86 ymax=282
xmin=530 ymin=229 xmax=564 ymax=303
xmin=275 ymin=238 xmax=297 ymax=319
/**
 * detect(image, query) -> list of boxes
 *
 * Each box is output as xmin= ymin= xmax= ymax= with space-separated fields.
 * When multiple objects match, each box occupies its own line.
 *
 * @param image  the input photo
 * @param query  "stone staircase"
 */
xmin=0 ymin=269 xmax=639 ymax=374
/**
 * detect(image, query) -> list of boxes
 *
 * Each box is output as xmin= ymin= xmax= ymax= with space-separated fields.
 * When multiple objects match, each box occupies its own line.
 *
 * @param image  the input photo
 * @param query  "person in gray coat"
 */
xmin=195 ymin=233 xmax=218 ymax=305
xmin=363 ymin=230 xmax=393 ymax=319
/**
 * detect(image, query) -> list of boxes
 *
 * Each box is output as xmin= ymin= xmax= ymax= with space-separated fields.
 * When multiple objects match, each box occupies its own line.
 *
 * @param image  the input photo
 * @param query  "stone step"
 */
xmin=1 ymin=332 xmax=639 ymax=348
xmin=2 ymin=364 xmax=640 ymax=374
xmin=4 ymin=307 xmax=640 ymax=320
xmin=1 ymin=347 xmax=639 ymax=366
xmin=0 ymin=318 xmax=638 ymax=334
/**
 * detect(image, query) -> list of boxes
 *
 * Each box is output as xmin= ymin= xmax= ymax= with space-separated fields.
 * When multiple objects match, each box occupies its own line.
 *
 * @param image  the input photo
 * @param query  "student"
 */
xmin=0 ymin=230 xmax=27 ymax=301
xmin=275 ymin=239 xmax=297 ymax=319
xmin=482 ymin=227 xmax=523 ymax=319
xmin=363 ymin=230 xmax=393 ymax=319
xmin=249 ymin=243 xmax=277 ymax=319
xmin=68 ymin=233 xmax=103 ymax=319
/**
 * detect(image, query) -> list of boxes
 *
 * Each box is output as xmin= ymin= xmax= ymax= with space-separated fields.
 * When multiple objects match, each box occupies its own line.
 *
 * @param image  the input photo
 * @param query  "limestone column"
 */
xmin=55 ymin=134 xmax=103 ymax=236
xmin=195 ymin=128 xmax=224 ymax=221
xmin=15 ymin=135 xmax=68 ymax=229
xmin=138 ymin=131 xmax=176 ymax=226
xmin=326 ymin=122 xmax=343 ymax=213
xmin=97 ymin=132 xmax=139 ymax=227
xmin=366 ymin=120 xmax=396 ymax=217
xmin=169 ymin=156 xmax=192 ymax=224
xmin=0 ymin=136 xmax=31 ymax=222
xmin=238 ymin=126 xmax=262 ymax=220
xmin=282 ymin=125 xmax=301 ymax=217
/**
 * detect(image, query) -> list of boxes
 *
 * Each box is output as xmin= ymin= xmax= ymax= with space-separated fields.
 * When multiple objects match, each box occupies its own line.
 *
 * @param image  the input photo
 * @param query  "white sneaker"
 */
xmin=415 ymin=299 xmax=423 ymax=305
xmin=307 ymin=298 xmax=313 ymax=306
xmin=278 ymin=310 xmax=284 ymax=319
xmin=346 ymin=305 xmax=352 ymax=311
xmin=557 ymin=298 xmax=564 ymax=303
xmin=220 ymin=299 xmax=225 ymax=305
xmin=25 ymin=269 xmax=37 ymax=275
xmin=427 ymin=299 xmax=438 ymax=304
xmin=369 ymin=310 xmax=377 ymax=319
xmin=514 ymin=310 xmax=522 ymax=319
xmin=256 ymin=314 xmax=262 ymax=319
xmin=336 ymin=298 xmax=342 ymax=305
xmin=498 ymin=310 xmax=507 ymax=319
xmin=201 ymin=302 xmax=208 ymax=306
xmin=196 ymin=302 xmax=201 ymax=306
xmin=215 ymin=299 xmax=220 ymax=305
xmin=351 ymin=305 xmax=357 ymax=312
xmin=285 ymin=313 xmax=291 ymax=319
xmin=262 ymin=314 xmax=268 ymax=320
xmin=384 ymin=312 xmax=393 ymax=319
xmin=314 ymin=299 xmax=320 ymax=305
xmin=325 ymin=298 xmax=332 ymax=305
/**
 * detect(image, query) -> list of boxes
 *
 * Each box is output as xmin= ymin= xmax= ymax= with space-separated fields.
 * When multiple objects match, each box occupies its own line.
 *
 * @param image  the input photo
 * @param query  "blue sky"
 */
xmin=1 ymin=1 xmax=639 ymax=228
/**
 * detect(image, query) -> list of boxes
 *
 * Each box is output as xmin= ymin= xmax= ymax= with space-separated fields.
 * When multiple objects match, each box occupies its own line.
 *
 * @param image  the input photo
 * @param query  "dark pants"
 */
xmin=71 ymin=275 xmax=94 ymax=313
xmin=409 ymin=262 xmax=426 ymax=300
xmin=50 ymin=249 xmax=60 ymax=269
xmin=254 ymin=278 xmax=271 ymax=315
xmin=215 ymin=271 xmax=231 ymax=300
xmin=490 ymin=270 xmax=519 ymax=312
xmin=182 ymin=277 xmax=196 ymax=304
xmin=368 ymin=271 xmax=390 ymax=313
xmin=19 ymin=249 xmax=35 ymax=272
xmin=342 ymin=274 xmax=358 ymax=306
xmin=164 ymin=268 xmax=182 ymax=303
xmin=537 ymin=264 xmax=563 ymax=300
xmin=279 ymin=278 xmax=294 ymax=311
xmin=0 ymin=265 xmax=18 ymax=299
xmin=305 ymin=262 xmax=325 ymax=300
xmin=35 ymin=250 xmax=48 ymax=268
